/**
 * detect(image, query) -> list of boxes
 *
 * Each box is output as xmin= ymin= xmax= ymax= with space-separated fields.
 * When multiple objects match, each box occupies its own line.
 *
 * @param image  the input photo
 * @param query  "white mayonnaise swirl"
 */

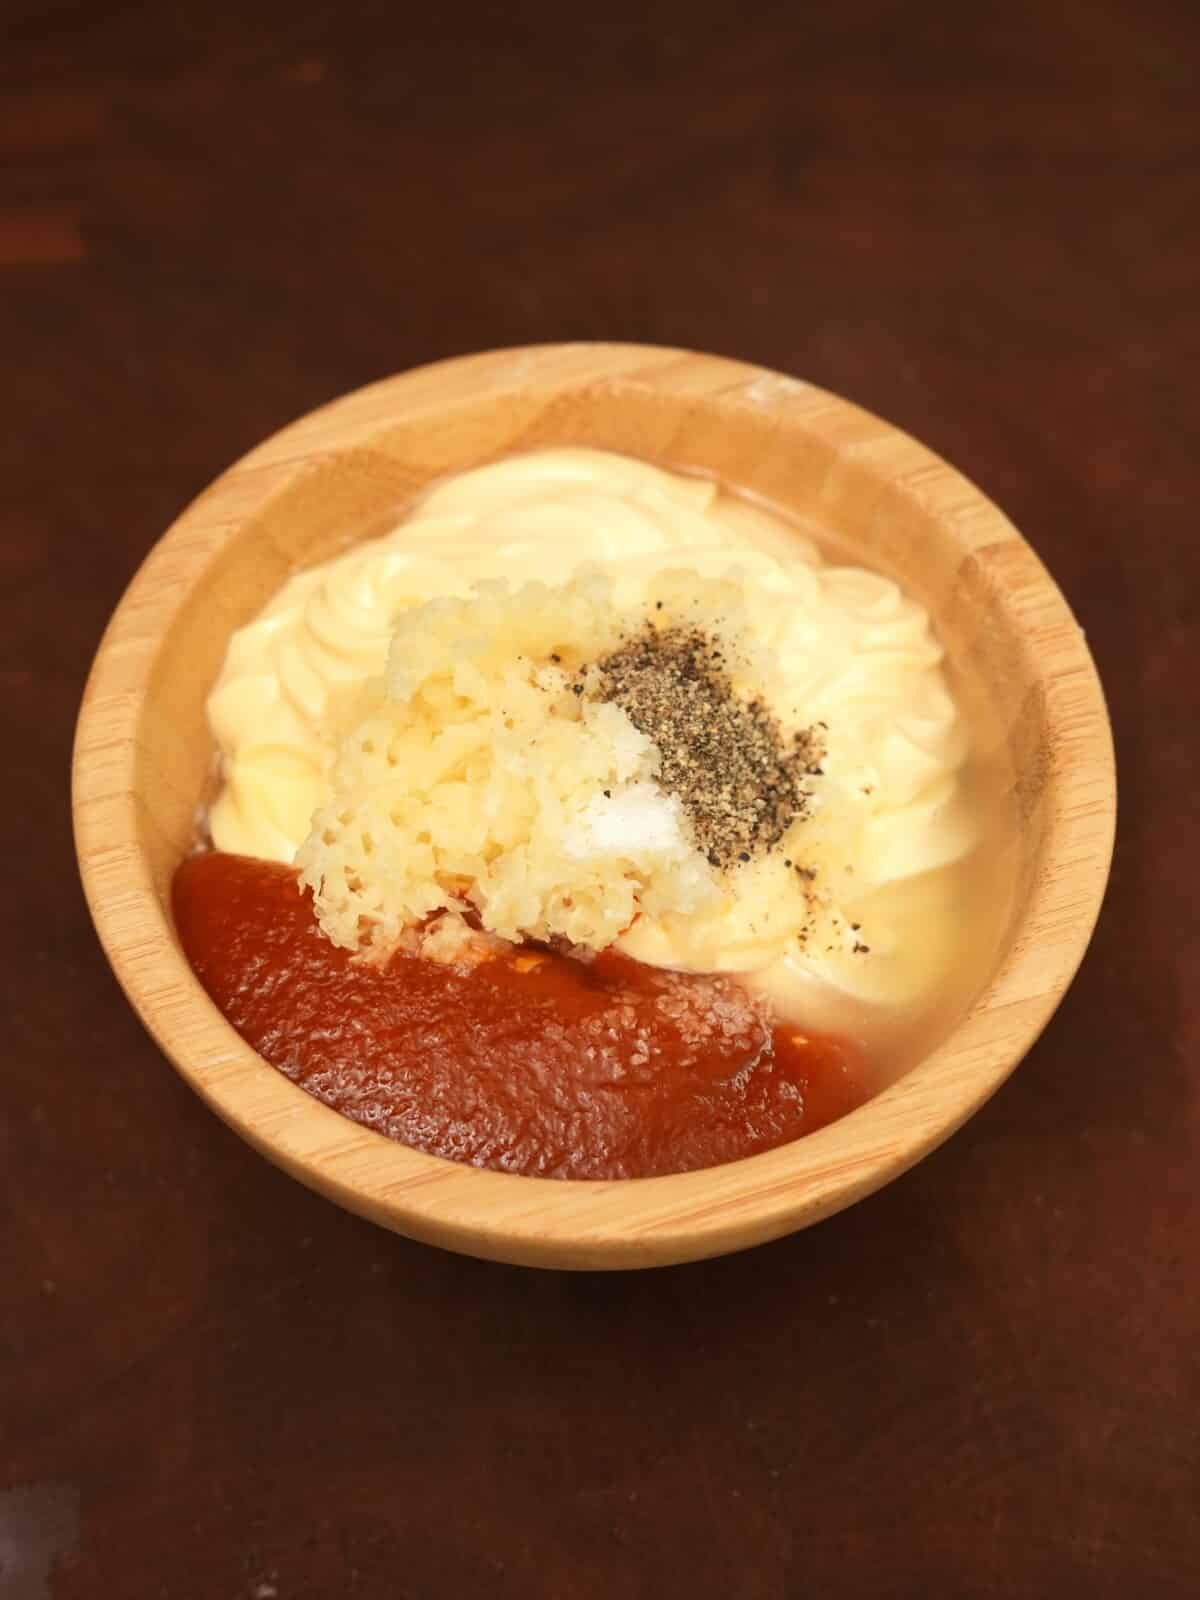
xmin=206 ymin=449 xmax=973 ymax=1008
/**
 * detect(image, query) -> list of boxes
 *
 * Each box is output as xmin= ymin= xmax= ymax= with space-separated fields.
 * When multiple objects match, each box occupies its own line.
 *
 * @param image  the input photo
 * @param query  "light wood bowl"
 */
xmin=73 ymin=345 xmax=1115 ymax=1269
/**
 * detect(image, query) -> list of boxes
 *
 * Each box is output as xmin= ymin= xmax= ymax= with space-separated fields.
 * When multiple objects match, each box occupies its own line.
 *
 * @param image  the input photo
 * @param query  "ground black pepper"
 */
xmin=589 ymin=623 xmax=824 ymax=871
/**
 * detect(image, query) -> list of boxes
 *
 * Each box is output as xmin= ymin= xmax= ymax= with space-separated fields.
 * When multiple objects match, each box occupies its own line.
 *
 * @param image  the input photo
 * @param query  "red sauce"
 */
xmin=173 ymin=852 xmax=871 ymax=1180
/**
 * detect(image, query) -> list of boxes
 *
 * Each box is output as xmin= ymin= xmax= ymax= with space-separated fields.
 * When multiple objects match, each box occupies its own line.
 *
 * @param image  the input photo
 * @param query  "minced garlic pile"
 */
xmin=295 ymin=571 xmax=793 ymax=961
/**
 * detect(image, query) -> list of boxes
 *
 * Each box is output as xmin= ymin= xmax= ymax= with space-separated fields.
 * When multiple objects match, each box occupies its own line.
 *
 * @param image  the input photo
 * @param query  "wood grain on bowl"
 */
xmin=72 ymin=345 xmax=1115 ymax=1269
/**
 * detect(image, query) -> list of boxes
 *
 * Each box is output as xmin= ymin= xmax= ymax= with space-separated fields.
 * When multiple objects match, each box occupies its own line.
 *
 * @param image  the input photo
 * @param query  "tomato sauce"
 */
xmin=172 ymin=852 xmax=871 ymax=1180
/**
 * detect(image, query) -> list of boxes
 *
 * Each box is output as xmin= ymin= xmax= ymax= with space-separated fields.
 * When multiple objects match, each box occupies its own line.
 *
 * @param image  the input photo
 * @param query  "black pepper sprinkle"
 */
xmin=592 ymin=622 xmax=824 ymax=871
xmin=853 ymin=942 xmax=871 ymax=954
xmin=550 ymin=653 xmax=561 ymax=663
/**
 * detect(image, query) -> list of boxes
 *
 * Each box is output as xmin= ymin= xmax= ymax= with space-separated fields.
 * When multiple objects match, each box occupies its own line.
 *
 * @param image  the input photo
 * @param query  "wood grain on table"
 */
xmin=3 ymin=3 xmax=1197 ymax=1597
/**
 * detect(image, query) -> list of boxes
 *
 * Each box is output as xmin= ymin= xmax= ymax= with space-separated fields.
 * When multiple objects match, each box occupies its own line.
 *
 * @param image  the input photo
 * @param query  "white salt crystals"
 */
xmin=563 ymin=784 xmax=689 ymax=861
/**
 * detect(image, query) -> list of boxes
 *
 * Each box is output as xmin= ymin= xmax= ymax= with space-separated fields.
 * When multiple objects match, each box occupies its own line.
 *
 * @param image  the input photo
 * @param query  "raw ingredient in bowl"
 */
xmin=179 ymin=448 xmax=1002 ymax=1179
xmin=295 ymin=569 xmax=823 ymax=961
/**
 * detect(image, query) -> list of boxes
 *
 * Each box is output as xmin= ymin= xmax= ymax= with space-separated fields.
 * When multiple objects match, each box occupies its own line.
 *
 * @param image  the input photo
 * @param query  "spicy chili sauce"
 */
xmin=173 ymin=852 xmax=870 ymax=1180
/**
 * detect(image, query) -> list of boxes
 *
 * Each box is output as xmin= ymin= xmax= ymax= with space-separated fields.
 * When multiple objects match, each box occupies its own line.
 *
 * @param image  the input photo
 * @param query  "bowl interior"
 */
xmin=76 ymin=345 xmax=1114 ymax=1268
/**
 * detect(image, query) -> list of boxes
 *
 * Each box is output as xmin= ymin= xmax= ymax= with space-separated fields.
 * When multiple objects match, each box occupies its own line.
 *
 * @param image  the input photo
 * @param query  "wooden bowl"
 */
xmin=73 ymin=345 xmax=1115 ymax=1269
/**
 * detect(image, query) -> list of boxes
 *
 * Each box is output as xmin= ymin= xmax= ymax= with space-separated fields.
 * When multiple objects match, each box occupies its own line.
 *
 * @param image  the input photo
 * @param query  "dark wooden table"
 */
xmin=4 ymin=2 xmax=1197 ymax=1595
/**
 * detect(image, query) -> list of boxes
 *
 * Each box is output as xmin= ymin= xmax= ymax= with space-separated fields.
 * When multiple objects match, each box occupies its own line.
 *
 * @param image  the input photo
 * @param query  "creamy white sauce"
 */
xmin=206 ymin=449 xmax=977 ymax=1022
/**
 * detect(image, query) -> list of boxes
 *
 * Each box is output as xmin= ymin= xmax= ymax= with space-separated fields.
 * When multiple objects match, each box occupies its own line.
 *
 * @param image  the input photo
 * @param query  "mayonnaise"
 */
xmin=207 ymin=449 xmax=974 ymax=1010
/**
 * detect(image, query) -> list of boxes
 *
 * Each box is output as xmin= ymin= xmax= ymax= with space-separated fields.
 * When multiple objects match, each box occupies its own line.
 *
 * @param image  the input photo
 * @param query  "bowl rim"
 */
xmin=72 ymin=342 xmax=1117 ymax=1269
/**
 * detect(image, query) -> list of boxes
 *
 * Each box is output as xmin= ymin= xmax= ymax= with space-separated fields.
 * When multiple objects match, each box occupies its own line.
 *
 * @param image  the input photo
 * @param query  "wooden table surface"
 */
xmin=4 ymin=2 xmax=1197 ymax=1595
